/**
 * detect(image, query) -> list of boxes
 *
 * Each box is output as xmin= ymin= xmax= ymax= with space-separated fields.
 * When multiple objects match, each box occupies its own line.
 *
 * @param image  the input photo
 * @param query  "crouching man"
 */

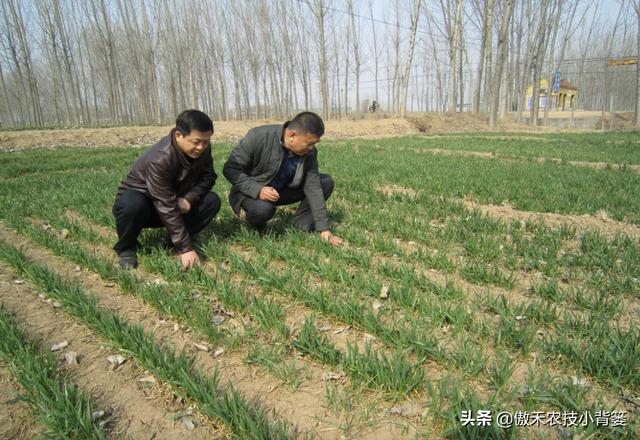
xmin=223 ymin=111 xmax=342 ymax=246
xmin=112 ymin=109 xmax=221 ymax=269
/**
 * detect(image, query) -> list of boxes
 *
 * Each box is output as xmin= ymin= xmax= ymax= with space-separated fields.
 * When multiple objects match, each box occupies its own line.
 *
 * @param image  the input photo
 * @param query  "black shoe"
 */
xmin=118 ymin=250 xmax=138 ymax=269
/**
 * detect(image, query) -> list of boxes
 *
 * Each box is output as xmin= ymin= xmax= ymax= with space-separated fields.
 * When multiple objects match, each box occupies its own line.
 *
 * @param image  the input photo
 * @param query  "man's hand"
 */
xmin=177 ymin=197 xmax=192 ymax=214
xmin=259 ymin=186 xmax=280 ymax=202
xmin=180 ymin=250 xmax=201 ymax=270
xmin=320 ymin=230 xmax=344 ymax=247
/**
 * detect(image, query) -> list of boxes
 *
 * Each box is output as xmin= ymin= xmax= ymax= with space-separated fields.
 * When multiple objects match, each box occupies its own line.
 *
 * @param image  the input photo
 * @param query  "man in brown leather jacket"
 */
xmin=112 ymin=110 xmax=220 ymax=269
xmin=223 ymin=112 xmax=342 ymax=246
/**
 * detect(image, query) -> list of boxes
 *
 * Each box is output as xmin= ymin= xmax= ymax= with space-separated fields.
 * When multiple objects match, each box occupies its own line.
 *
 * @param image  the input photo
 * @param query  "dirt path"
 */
xmin=0 ymin=261 xmax=229 ymax=440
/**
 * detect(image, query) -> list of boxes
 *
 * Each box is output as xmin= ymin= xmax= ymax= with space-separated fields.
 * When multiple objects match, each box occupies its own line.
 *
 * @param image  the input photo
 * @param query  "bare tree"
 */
xmin=311 ymin=0 xmax=330 ymax=119
xmin=471 ymin=0 xmax=495 ymax=113
xmin=0 ymin=0 xmax=636 ymax=128
xmin=634 ymin=0 xmax=640 ymax=125
xmin=489 ymin=0 xmax=515 ymax=127
xmin=347 ymin=0 xmax=362 ymax=113
xmin=400 ymin=0 xmax=422 ymax=117
xmin=369 ymin=0 xmax=380 ymax=106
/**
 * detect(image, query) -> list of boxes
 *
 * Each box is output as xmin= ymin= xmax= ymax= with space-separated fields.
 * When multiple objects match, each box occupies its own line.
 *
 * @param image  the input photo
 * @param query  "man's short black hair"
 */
xmin=287 ymin=112 xmax=324 ymax=137
xmin=175 ymin=109 xmax=214 ymax=135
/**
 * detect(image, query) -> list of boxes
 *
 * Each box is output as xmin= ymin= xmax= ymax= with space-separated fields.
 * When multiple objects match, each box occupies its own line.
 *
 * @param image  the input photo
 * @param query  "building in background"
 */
xmin=527 ymin=78 xmax=578 ymax=111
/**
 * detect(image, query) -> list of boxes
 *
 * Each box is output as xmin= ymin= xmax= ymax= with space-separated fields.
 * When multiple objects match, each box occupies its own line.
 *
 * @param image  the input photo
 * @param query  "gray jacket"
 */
xmin=223 ymin=124 xmax=330 ymax=231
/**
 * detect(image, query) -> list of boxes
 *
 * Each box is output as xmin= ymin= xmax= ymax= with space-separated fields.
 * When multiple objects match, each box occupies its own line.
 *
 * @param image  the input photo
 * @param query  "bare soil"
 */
xmin=459 ymin=197 xmax=640 ymax=240
xmin=0 ymin=112 xmax=631 ymax=151
xmin=0 ymin=117 xmax=416 ymax=150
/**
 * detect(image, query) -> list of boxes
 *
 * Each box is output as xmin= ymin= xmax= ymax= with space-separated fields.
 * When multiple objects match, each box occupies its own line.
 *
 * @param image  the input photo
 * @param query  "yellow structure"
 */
xmin=526 ymin=78 xmax=578 ymax=111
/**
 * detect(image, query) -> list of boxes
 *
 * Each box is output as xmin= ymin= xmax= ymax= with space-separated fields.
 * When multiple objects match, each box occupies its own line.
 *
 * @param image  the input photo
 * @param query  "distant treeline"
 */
xmin=0 ymin=0 xmax=637 ymax=128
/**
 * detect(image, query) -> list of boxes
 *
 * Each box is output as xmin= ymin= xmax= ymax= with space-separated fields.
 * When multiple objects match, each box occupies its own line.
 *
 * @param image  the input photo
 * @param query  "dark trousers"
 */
xmin=112 ymin=189 xmax=221 ymax=253
xmin=241 ymin=173 xmax=334 ymax=232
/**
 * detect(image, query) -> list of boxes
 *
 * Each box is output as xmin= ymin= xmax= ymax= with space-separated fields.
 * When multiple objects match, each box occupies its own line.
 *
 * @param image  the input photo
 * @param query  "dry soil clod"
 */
xmin=322 ymin=371 xmax=344 ymax=381
xmin=193 ymin=342 xmax=210 ymax=352
xmin=51 ymin=340 xmax=69 ymax=352
xmin=107 ymin=354 xmax=126 ymax=370
xmin=138 ymin=375 xmax=157 ymax=384
xmin=64 ymin=351 xmax=79 ymax=365
xmin=211 ymin=315 xmax=225 ymax=326
xmin=180 ymin=416 xmax=196 ymax=431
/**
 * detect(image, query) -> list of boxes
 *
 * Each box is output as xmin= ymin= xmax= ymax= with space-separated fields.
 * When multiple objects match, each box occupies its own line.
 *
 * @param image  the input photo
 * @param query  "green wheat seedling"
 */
xmin=322 ymin=381 xmax=380 ymax=437
xmin=545 ymin=313 xmax=640 ymax=391
xmin=522 ymin=299 xmax=558 ymax=326
xmin=493 ymin=312 xmax=537 ymax=356
xmin=461 ymin=262 xmax=516 ymax=289
xmin=487 ymin=349 xmax=516 ymax=392
xmin=571 ymin=283 xmax=624 ymax=320
xmin=251 ymin=297 xmax=290 ymax=339
xmin=343 ymin=341 xmax=425 ymax=398
xmin=438 ymin=377 xmax=519 ymax=440
xmin=0 ymin=241 xmax=294 ymax=439
xmin=0 ymin=305 xmax=106 ymax=439
xmin=451 ymin=336 xmax=489 ymax=377
xmin=293 ymin=316 xmax=341 ymax=365
xmin=8 ymin=219 xmax=226 ymax=343
xmin=529 ymin=278 xmax=566 ymax=302
xmin=245 ymin=344 xmax=303 ymax=391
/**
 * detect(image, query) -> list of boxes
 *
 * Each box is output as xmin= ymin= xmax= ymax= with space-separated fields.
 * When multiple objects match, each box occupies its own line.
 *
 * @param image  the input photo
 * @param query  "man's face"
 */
xmin=284 ymin=129 xmax=321 ymax=156
xmin=175 ymin=129 xmax=213 ymax=159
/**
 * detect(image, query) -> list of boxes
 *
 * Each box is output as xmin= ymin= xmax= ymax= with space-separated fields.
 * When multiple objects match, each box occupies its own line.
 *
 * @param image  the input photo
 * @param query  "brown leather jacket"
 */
xmin=116 ymin=129 xmax=216 ymax=253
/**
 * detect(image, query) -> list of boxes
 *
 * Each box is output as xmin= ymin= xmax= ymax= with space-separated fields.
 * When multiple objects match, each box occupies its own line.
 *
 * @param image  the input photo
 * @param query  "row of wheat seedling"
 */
xmin=143 ymin=235 xmax=433 ymax=398
xmin=333 ymin=133 xmax=640 ymax=164
xmin=8 ymin=180 xmax=636 ymax=398
xmin=0 ymin=304 xmax=106 ymax=439
xmin=0 ymin=239 xmax=294 ymax=439
xmin=339 ymin=190 xmax=638 ymax=319
xmin=5 ymin=215 xmax=300 ymax=380
xmin=227 ymin=221 xmax=639 ymax=395
xmin=327 ymin=143 xmax=640 ymax=224
xmin=7 ymin=213 xmax=434 ymax=402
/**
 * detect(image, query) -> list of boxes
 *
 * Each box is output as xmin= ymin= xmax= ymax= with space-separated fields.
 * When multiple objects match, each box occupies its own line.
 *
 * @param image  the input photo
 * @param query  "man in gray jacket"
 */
xmin=223 ymin=112 xmax=343 ymax=246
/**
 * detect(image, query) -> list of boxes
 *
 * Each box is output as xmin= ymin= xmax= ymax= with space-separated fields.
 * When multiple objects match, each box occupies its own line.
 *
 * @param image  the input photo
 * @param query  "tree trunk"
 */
xmin=400 ymin=0 xmax=421 ymax=118
xmin=449 ymin=0 xmax=463 ymax=112
xmin=489 ymin=0 xmax=515 ymax=127
xmin=635 ymin=1 xmax=640 ymax=126
xmin=369 ymin=1 xmax=379 ymax=104
xmin=313 ymin=0 xmax=330 ymax=120
xmin=473 ymin=0 xmax=495 ymax=113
